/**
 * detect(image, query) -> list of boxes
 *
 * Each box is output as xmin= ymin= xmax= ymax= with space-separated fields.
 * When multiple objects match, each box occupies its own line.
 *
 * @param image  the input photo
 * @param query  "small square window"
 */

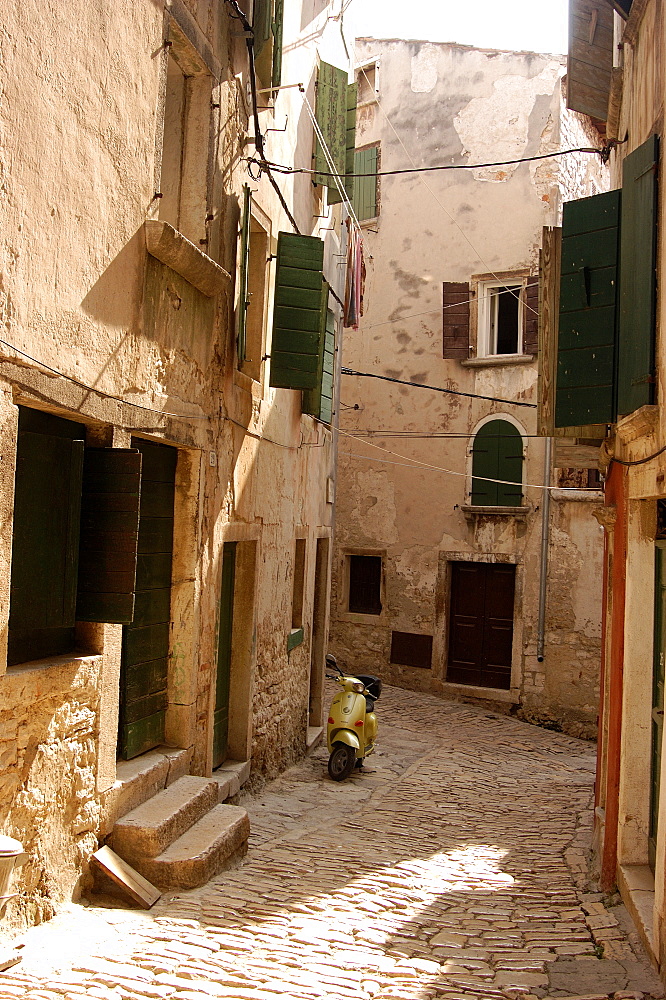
xmin=348 ymin=555 xmax=382 ymax=615
xmin=356 ymin=61 xmax=379 ymax=104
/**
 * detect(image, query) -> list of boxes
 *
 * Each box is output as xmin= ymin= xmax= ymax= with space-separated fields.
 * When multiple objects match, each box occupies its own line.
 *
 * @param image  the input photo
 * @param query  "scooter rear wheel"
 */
xmin=328 ymin=742 xmax=357 ymax=781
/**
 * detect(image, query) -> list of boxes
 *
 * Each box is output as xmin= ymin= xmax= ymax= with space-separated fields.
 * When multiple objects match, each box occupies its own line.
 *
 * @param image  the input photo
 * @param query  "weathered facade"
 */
xmin=543 ymin=0 xmax=666 ymax=978
xmin=0 ymin=0 xmax=355 ymax=929
xmin=330 ymin=38 xmax=607 ymax=736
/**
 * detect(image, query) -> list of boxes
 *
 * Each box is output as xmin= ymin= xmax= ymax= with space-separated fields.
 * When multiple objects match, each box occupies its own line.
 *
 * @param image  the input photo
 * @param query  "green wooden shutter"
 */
xmin=76 ymin=449 xmax=142 ymax=623
xmin=303 ymin=305 xmax=335 ymax=422
xmin=351 ymin=147 xmax=378 ymax=221
xmin=270 ymin=233 xmax=326 ymax=390
xmin=8 ymin=410 xmax=85 ymax=665
xmin=555 ymin=189 xmax=620 ymax=429
xmin=253 ymin=0 xmax=272 ymax=59
xmin=237 ymin=185 xmax=252 ymax=364
xmin=328 ymin=83 xmax=358 ymax=205
xmin=472 ymin=420 xmax=523 ymax=507
xmin=617 ymin=134 xmax=659 ymax=417
xmin=271 ymin=0 xmax=284 ymax=89
xmin=313 ymin=61 xmax=348 ymax=187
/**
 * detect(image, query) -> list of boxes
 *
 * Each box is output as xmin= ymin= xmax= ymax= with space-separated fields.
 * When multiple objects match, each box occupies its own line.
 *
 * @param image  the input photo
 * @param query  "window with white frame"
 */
xmin=477 ymin=280 xmax=525 ymax=357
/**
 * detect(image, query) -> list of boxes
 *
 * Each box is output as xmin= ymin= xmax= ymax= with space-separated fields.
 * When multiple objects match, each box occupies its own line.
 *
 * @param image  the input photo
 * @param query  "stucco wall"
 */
xmin=331 ymin=38 xmax=605 ymax=736
xmin=0 ymin=0 xmax=350 ymax=928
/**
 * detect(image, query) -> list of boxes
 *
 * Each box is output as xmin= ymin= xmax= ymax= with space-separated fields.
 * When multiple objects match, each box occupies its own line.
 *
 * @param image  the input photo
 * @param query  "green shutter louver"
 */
xmin=270 ymin=233 xmax=326 ymax=390
xmin=472 ymin=420 xmax=523 ymax=507
xmin=76 ymin=449 xmax=142 ymax=623
xmin=237 ymin=185 xmax=251 ymax=364
xmin=314 ymin=61 xmax=348 ymax=188
xmin=253 ymin=0 xmax=272 ymax=58
xmin=617 ymin=134 xmax=658 ymax=417
xmin=271 ymin=0 xmax=284 ymax=89
xmin=328 ymin=83 xmax=358 ymax=205
xmin=555 ymin=188 xmax=620 ymax=428
xmin=352 ymin=147 xmax=378 ymax=221
xmin=303 ymin=307 xmax=335 ymax=422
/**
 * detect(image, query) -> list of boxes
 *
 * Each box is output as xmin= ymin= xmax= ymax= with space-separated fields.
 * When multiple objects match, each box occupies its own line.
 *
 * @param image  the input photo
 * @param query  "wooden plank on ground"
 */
xmin=91 ymin=846 xmax=161 ymax=909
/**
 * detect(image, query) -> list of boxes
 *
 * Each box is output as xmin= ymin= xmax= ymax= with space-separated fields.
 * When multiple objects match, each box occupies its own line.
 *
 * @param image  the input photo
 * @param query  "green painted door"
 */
xmin=650 ymin=545 xmax=666 ymax=869
xmin=119 ymin=439 xmax=177 ymax=760
xmin=213 ymin=542 xmax=236 ymax=768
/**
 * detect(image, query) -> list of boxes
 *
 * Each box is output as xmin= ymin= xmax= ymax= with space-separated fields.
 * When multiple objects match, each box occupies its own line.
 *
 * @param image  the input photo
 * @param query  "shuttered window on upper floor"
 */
xmin=253 ymin=0 xmax=284 ymax=90
xmin=327 ymin=84 xmax=358 ymax=206
xmin=8 ymin=408 xmax=142 ymax=666
xmin=313 ymin=61 xmax=351 ymax=201
xmin=351 ymin=146 xmax=378 ymax=221
xmin=471 ymin=420 xmax=524 ymax=507
xmin=554 ymin=134 xmax=658 ymax=431
xmin=269 ymin=233 xmax=327 ymax=392
xmin=303 ymin=308 xmax=336 ymax=423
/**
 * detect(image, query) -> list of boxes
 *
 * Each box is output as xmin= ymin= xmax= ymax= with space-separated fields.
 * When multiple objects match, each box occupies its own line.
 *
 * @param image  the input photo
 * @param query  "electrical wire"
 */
xmin=337 ymin=428 xmax=600 ymax=492
xmin=252 ymin=145 xmax=602 ymax=179
xmin=342 ymin=366 xmax=537 ymax=408
xmin=0 ymin=337 xmax=209 ymax=419
xmin=609 ymin=445 xmax=666 ymax=467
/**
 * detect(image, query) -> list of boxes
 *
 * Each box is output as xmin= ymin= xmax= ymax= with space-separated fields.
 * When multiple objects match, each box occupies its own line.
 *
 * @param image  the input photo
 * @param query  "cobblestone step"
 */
xmin=110 ymin=775 xmax=219 ymax=859
xmin=131 ymin=803 xmax=250 ymax=890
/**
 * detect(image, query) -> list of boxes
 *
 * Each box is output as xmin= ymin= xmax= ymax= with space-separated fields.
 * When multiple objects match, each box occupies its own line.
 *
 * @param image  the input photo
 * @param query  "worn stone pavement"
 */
xmin=0 ymin=685 xmax=663 ymax=1000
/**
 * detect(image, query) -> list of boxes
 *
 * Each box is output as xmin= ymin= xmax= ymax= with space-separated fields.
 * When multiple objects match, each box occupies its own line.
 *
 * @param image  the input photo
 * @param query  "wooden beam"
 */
xmin=537 ymin=226 xmax=561 ymax=437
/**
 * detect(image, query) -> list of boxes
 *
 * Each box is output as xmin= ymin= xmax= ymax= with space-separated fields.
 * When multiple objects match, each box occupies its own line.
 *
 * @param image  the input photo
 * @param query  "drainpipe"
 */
xmin=536 ymin=436 xmax=552 ymax=662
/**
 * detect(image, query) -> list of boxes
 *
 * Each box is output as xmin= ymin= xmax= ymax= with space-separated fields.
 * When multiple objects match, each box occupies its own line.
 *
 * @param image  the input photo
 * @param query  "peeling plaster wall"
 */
xmin=0 ymin=0 xmax=347 ymax=929
xmin=331 ymin=39 xmax=606 ymax=735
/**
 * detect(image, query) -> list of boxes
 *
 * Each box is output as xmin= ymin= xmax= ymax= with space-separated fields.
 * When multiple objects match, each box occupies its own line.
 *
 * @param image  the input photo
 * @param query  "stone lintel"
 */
xmin=144 ymin=220 xmax=231 ymax=297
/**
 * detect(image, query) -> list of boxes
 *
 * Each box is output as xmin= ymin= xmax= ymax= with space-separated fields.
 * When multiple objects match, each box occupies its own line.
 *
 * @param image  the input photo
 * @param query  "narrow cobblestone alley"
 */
xmin=1 ymin=687 xmax=663 ymax=1000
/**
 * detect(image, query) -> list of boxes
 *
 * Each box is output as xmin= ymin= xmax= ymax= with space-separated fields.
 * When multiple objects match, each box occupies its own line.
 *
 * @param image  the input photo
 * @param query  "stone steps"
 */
xmin=111 ymin=776 xmax=219 ymax=859
xmin=131 ymin=804 xmax=250 ymax=890
xmin=107 ymin=775 xmax=250 ymax=891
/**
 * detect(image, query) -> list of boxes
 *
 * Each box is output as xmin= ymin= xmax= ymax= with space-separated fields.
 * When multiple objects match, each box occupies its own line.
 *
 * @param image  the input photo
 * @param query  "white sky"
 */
xmin=351 ymin=0 xmax=568 ymax=55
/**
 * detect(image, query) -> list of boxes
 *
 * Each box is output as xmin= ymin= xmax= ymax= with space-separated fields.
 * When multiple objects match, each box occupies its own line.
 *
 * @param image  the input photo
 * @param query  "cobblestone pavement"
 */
xmin=1 ymin=685 xmax=664 ymax=1000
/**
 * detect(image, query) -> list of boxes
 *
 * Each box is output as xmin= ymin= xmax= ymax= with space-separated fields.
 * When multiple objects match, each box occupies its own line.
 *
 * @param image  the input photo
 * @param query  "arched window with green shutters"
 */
xmin=471 ymin=419 xmax=524 ymax=507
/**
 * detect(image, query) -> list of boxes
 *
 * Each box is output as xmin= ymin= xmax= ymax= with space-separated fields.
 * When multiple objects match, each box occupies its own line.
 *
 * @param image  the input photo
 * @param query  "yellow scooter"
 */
xmin=325 ymin=654 xmax=382 ymax=781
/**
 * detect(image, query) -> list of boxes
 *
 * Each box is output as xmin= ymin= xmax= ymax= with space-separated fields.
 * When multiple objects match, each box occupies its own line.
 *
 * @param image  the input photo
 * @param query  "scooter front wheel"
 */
xmin=328 ymin=742 xmax=357 ymax=781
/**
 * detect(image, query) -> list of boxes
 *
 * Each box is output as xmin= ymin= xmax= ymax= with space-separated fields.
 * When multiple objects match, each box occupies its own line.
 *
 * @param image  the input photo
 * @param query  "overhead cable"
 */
xmin=342 ymin=367 xmax=537 ymax=408
xmin=251 ymin=145 xmax=602 ymax=179
xmin=0 ymin=337 xmax=209 ymax=419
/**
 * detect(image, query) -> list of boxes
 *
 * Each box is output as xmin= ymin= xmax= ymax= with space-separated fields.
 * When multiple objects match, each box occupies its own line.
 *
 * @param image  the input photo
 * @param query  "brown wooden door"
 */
xmin=447 ymin=562 xmax=515 ymax=690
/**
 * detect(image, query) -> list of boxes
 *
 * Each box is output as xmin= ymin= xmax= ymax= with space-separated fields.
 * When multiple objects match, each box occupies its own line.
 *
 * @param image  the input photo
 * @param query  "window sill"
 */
xmin=551 ymin=488 xmax=604 ymax=502
xmin=461 ymin=505 xmax=529 ymax=520
xmin=5 ymin=651 xmax=101 ymax=676
xmin=338 ymin=611 xmax=383 ymax=626
xmin=144 ymin=220 xmax=231 ymax=298
xmin=233 ymin=368 xmax=264 ymax=399
xmin=359 ymin=217 xmax=379 ymax=230
xmin=461 ymin=354 xmax=534 ymax=368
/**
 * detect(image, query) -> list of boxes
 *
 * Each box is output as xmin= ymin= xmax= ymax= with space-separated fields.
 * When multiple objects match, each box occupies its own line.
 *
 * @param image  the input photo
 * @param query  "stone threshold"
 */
xmin=212 ymin=759 xmax=251 ymax=801
xmin=440 ymin=680 xmax=520 ymax=705
xmin=617 ymin=862 xmax=657 ymax=966
xmin=306 ymin=726 xmax=324 ymax=752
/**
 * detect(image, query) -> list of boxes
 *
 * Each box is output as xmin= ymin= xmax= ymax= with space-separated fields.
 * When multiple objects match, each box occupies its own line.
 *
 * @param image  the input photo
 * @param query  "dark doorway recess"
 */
xmin=119 ymin=439 xmax=177 ymax=760
xmin=447 ymin=561 xmax=515 ymax=690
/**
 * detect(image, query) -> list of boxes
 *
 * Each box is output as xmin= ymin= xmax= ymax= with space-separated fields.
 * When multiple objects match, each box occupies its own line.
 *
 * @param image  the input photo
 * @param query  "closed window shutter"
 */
xmin=523 ymin=276 xmax=539 ymax=355
xmin=328 ymin=83 xmax=358 ymax=205
xmin=472 ymin=420 xmax=523 ymax=507
xmin=555 ymin=188 xmax=620 ymax=428
xmin=253 ymin=0 xmax=272 ymax=58
xmin=271 ymin=0 xmax=284 ymax=88
xmin=76 ymin=449 xmax=142 ymax=623
xmin=617 ymin=134 xmax=659 ymax=417
xmin=269 ymin=233 xmax=326 ymax=390
xmin=567 ymin=0 xmax=614 ymax=121
xmin=351 ymin=147 xmax=378 ymax=221
xmin=314 ymin=61 xmax=348 ymax=187
xmin=442 ymin=282 xmax=470 ymax=359
xmin=348 ymin=555 xmax=382 ymax=614
xmin=237 ymin=185 xmax=252 ymax=364
xmin=303 ymin=305 xmax=335 ymax=422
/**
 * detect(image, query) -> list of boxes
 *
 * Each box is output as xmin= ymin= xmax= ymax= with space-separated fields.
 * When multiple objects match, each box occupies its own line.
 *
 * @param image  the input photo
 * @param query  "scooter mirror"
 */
xmin=325 ymin=653 xmax=338 ymax=670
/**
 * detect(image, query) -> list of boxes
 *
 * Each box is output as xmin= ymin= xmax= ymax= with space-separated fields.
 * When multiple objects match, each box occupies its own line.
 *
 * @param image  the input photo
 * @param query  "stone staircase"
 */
xmin=108 ymin=773 xmax=250 ymax=891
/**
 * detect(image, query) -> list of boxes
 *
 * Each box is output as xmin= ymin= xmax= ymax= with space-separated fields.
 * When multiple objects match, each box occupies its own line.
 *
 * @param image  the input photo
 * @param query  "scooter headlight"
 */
xmin=351 ymin=681 xmax=365 ymax=693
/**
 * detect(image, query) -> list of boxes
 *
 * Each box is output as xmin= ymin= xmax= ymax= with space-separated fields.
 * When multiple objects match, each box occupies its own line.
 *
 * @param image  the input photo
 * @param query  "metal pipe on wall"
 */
xmin=536 ymin=436 xmax=552 ymax=662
